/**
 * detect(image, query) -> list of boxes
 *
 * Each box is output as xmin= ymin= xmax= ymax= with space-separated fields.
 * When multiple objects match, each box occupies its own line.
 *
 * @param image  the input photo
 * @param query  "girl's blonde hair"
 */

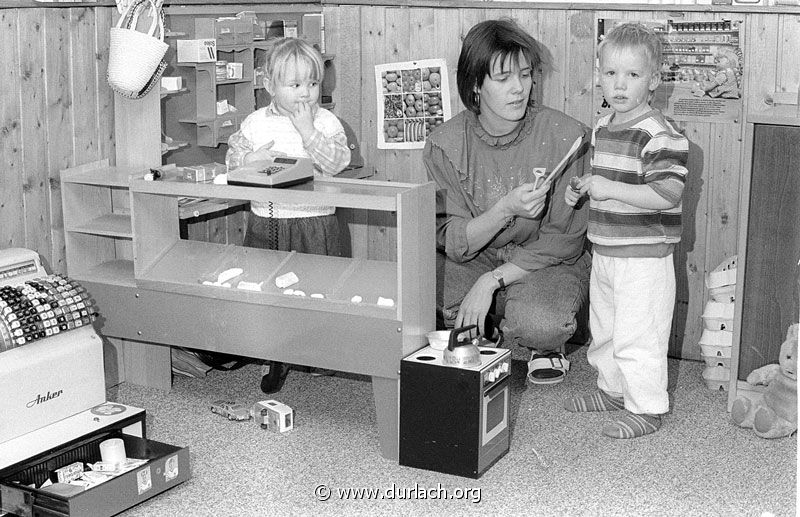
xmin=265 ymin=37 xmax=324 ymax=85
xmin=598 ymin=22 xmax=663 ymax=74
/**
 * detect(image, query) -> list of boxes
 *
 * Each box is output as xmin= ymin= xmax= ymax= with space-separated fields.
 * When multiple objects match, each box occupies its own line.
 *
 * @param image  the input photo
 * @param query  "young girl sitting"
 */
xmin=226 ymin=37 xmax=351 ymax=394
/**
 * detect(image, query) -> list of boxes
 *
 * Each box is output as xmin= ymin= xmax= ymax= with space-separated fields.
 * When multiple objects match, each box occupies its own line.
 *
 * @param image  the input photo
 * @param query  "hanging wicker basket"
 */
xmin=107 ymin=0 xmax=169 ymax=99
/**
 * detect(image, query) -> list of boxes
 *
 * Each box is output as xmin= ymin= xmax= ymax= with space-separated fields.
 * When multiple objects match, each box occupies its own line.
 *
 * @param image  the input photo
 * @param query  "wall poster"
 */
xmin=375 ymin=59 xmax=452 ymax=150
xmin=596 ymin=19 xmax=744 ymax=123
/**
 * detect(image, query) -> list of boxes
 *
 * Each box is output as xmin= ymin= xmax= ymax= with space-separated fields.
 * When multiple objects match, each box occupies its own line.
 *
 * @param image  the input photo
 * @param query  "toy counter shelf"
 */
xmin=80 ymin=174 xmax=435 ymax=462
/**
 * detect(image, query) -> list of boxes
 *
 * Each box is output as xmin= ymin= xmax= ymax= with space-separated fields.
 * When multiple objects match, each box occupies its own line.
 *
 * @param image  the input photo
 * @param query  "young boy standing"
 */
xmin=564 ymin=23 xmax=689 ymax=438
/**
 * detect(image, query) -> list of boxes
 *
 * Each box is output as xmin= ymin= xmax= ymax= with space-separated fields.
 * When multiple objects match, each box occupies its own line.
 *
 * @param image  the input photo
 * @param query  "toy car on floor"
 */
xmin=210 ymin=400 xmax=251 ymax=421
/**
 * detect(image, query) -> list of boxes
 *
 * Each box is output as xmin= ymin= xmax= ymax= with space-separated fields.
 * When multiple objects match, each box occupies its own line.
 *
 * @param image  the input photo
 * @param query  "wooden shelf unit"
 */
xmin=162 ymin=4 xmax=326 ymax=166
xmin=60 ymin=160 xmax=143 ymax=288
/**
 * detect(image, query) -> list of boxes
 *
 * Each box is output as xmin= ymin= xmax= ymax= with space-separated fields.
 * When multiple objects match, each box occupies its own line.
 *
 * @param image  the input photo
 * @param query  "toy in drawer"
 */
xmin=0 ymin=432 xmax=190 ymax=517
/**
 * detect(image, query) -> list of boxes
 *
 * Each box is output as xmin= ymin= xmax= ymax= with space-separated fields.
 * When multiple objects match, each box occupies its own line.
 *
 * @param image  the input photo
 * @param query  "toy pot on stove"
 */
xmin=443 ymin=324 xmax=481 ymax=367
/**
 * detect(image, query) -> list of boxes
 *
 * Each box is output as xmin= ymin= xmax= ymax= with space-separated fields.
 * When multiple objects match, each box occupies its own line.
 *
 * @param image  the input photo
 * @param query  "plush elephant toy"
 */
xmin=731 ymin=323 xmax=798 ymax=439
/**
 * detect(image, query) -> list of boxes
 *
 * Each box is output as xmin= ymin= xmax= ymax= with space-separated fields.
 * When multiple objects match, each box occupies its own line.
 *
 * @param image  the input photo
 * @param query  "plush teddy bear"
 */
xmin=730 ymin=323 xmax=798 ymax=439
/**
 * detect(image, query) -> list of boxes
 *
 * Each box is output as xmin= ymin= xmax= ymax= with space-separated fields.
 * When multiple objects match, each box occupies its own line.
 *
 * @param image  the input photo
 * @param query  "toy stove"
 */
xmin=399 ymin=345 xmax=511 ymax=478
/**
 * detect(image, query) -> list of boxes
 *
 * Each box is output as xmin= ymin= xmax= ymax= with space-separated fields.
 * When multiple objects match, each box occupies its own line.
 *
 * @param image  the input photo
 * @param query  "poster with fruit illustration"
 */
xmin=375 ymin=58 xmax=451 ymax=149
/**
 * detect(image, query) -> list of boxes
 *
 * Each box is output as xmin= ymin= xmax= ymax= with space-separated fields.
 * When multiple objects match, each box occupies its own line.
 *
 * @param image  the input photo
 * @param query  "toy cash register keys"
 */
xmin=227 ymin=156 xmax=314 ymax=188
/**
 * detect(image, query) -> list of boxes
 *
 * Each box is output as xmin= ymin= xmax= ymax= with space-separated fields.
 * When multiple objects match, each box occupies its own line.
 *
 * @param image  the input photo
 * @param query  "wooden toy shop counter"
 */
xmin=83 ymin=170 xmax=434 ymax=462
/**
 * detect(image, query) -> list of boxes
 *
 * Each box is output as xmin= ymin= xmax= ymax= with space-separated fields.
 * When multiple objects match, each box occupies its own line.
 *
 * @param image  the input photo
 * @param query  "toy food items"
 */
xmin=730 ymin=323 xmax=798 ymax=439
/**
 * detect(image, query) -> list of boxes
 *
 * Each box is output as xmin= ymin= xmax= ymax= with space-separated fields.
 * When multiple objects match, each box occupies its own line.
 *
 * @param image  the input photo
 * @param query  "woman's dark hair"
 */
xmin=457 ymin=18 xmax=543 ymax=115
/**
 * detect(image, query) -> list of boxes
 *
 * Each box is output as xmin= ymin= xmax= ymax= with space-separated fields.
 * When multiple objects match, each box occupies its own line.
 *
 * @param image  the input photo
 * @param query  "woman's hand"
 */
xmin=454 ymin=273 xmax=497 ymax=338
xmin=503 ymin=182 xmax=549 ymax=220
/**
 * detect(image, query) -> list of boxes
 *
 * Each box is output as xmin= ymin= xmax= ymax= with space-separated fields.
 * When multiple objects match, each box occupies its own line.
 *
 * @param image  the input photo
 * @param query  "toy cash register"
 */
xmin=227 ymin=156 xmax=314 ymax=188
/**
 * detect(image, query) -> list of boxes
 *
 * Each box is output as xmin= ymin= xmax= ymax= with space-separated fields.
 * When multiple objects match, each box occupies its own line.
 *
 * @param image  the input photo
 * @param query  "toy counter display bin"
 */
xmin=701 ymin=300 xmax=735 ymax=332
xmin=699 ymin=328 xmax=733 ymax=368
xmin=702 ymin=365 xmax=731 ymax=391
xmin=706 ymin=255 xmax=737 ymax=303
xmin=0 ymin=432 xmax=190 ymax=517
xmin=195 ymin=18 xmax=254 ymax=46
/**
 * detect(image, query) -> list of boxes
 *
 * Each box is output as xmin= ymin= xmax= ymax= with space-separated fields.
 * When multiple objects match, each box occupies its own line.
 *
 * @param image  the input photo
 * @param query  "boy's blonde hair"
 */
xmin=598 ymin=22 xmax=663 ymax=74
xmin=265 ymin=37 xmax=324 ymax=85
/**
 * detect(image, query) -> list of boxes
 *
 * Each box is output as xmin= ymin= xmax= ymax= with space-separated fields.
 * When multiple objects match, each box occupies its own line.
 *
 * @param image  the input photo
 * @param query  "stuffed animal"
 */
xmin=730 ymin=323 xmax=798 ymax=439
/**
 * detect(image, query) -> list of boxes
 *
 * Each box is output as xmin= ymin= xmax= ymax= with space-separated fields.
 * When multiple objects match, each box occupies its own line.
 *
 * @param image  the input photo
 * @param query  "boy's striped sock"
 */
xmin=564 ymin=390 xmax=625 ymax=412
xmin=602 ymin=411 xmax=662 ymax=439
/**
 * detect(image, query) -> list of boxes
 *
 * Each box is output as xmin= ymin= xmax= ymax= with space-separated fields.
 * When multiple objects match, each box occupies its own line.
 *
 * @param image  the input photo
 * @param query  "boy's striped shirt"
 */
xmin=588 ymin=110 xmax=689 ymax=257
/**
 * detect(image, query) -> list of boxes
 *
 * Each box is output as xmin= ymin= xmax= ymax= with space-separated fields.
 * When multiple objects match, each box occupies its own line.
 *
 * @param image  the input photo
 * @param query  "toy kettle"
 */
xmin=443 ymin=325 xmax=481 ymax=368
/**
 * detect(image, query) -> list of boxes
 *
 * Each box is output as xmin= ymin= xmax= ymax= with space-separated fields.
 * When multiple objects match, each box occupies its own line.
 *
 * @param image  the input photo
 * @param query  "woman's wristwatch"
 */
xmin=491 ymin=268 xmax=505 ymax=289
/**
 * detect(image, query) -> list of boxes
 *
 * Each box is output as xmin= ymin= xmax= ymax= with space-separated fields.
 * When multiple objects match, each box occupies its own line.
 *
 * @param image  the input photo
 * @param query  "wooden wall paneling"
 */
xmin=564 ymin=9 xmax=595 ymax=124
xmin=434 ymin=9 xmax=461 ymax=124
xmin=406 ymin=7 xmax=436 ymax=184
xmin=44 ymin=9 xmax=75 ymax=274
xmin=225 ymin=208 xmax=245 ymax=246
xmin=536 ymin=10 xmax=568 ymax=112
xmin=671 ymin=123 xmax=710 ymax=359
xmin=744 ymin=13 xmax=779 ymax=116
xmin=95 ymin=8 xmax=129 ymax=262
xmin=0 ymin=10 xmax=24 ymax=250
xmin=323 ymin=5 xmax=363 ymax=169
xmin=511 ymin=8 xmax=542 ymax=109
xmin=776 ymin=14 xmax=800 ymax=95
xmin=384 ymin=6 xmax=411 ymax=184
xmin=185 ymin=217 xmax=209 ymax=243
xmin=360 ymin=6 xmax=384 ymax=182
xmin=705 ymin=122 xmax=741 ymax=280
xmin=361 ymin=7 xmax=392 ymax=261
xmin=210 ymin=209 xmax=230 ymax=244
xmin=324 ymin=5 xmax=368 ymax=259
xmin=96 ymin=8 xmax=115 ymax=165
xmin=70 ymin=8 xmax=101 ymax=164
xmin=18 ymin=9 xmax=52 ymax=267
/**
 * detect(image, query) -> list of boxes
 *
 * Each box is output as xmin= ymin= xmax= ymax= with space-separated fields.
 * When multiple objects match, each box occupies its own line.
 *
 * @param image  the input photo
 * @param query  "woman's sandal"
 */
xmin=527 ymin=351 xmax=570 ymax=385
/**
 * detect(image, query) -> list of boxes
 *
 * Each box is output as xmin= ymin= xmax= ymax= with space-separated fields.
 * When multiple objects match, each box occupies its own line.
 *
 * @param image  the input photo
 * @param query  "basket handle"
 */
xmin=115 ymin=0 xmax=163 ymax=40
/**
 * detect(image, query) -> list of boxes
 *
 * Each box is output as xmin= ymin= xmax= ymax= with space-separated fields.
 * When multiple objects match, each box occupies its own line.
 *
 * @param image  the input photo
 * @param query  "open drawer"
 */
xmin=1 ymin=432 xmax=189 ymax=517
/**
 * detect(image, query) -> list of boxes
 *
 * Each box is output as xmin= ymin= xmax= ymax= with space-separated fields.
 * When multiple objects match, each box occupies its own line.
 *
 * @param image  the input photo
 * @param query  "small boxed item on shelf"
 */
xmin=226 ymin=62 xmax=243 ymax=80
xmin=177 ymin=39 xmax=217 ymax=63
xmin=183 ymin=163 xmax=225 ymax=183
xmin=196 ymin=17 xmax=254 ymax=46
xmin=160 ymin=76 xmax=182 ymax=91
xmin=215 ymin=61 xmax=228 ymax=81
